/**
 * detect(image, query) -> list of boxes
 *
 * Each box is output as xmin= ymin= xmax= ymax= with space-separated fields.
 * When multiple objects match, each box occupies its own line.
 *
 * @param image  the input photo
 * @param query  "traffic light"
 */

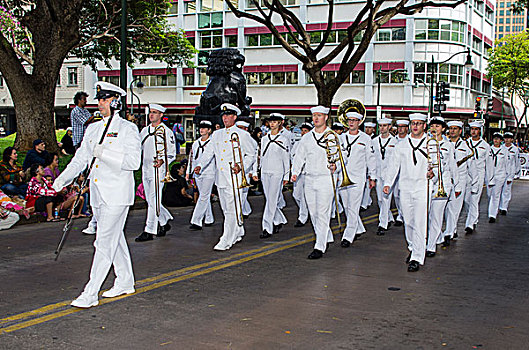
xmin=439 ymin=82 xmax=450 ymax=101
xmin=487 ymin=99 xmax=494 ymax=112
xmin=475 ymin=96 xmax=482 ymax=111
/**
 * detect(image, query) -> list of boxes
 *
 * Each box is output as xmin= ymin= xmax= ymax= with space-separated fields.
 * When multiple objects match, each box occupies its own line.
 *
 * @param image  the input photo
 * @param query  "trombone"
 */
xmin=426 ymin=129 xmax=448 ymax=201
xmin=229 ymin=132 xmax=250 ymax=227
xmin=153 ymin=125 xmax=176 ymax=216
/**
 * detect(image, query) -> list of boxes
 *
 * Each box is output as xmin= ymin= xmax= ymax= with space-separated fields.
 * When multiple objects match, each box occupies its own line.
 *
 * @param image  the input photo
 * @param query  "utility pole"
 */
xmin=120 ymin=0 xmax=127 ymax=118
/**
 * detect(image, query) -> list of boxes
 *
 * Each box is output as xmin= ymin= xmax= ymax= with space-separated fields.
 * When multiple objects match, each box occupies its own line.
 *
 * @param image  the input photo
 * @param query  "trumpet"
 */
xmin=426 ymin=130 xmax=448 ymax=200
xmin=153 ymin=125 xmax=176 ymax=216
xmin=230 ymin=132 xmax=250 ymax=227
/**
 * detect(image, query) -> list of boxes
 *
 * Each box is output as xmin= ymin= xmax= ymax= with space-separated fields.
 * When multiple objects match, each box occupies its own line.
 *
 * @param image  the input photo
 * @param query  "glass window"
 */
xmin=168 ymin=2 xmax=178 ymax=14
xmin=68 ymin=67 xmax=78 ymax=86
xmin=198 ymin=51 xmax=209 ymax=65
xmin=184 ymin=73 xmax=195 ymax=86
xmin=392 ymin=28 xmax=405 ymax=40
xmin=227 ymin=35 xmax=237 ymax=47
xmin=323 ymin=71 xmax=336 ymax=84
xmin=185 ymin=1 xmax=196 ymax=13
xmin=506 ymin=17 xmax=511 ymax=24
xmin=351 ymin=71 xmax=365 ymax=84
xmin=259 ymin=72 xmax=272 ymax=84
xmin=198 ymin=12 xmax=222 ymax=28
xmin=378 ymin=71 xmax=390 ymax=83
xmin=247 ymin=35 xmax=258 ymax=46
xmin=272 ymin=72 xmax=286 ymax=84
xmin=199 ymin=68 xmax=208 ymax=85
xmin=310 ymin=31 xmax=322 ymax=44
xmin=260 ymin=33 xmax=273 ymax=46
xmin=376 ymin=29 xmax=391 ymax=41
xmin=246 ymin=72 xmax=259 ymax=85
xmin=101 ymin=76 xmax=120 ymax=86
xmin=199 ymin=30 xmax=222 ymax=48
xmin=286 ymin=71 xmax=298 ymax=84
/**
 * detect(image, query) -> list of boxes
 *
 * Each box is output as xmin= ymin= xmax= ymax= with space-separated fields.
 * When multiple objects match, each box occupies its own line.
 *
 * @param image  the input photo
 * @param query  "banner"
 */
xmin=520 ymin=153 xmax=529 ymax=180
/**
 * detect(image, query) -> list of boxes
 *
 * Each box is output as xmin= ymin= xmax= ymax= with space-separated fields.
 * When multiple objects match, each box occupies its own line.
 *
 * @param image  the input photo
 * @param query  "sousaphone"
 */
xmin=337 ymin=99 xmax=366 ymax=127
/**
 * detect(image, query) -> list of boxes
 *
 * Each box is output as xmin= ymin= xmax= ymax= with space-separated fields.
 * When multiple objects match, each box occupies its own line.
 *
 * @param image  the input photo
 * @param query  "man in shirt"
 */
xmin=70 ymin=91 xmax=94 ymax=148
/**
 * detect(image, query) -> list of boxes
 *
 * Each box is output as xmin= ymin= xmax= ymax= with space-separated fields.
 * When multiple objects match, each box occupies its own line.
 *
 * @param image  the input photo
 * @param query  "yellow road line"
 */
xmin=0 ymin=211 xmax=390 ymax=333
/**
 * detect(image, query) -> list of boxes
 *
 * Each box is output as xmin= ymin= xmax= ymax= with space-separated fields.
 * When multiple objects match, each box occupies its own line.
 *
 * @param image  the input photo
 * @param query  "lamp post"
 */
xmin=376 ymin=67 xmax=410 ymax=119
xmin=129 ymin=78 xmax=144 ymax=121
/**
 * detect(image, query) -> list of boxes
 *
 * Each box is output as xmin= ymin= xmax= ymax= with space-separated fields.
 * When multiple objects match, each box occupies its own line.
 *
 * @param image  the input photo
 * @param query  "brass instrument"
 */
xmin=323 ymin=130 xmax=353 ymax=230
xmin=153 ymin=125 xmax=176 ymax=216
xmin=456 ymin=141 xmax=475 ymax=167
xmin=337 ymin=99 xmax=366 ymax=127
xmin=426 ymin=129 xmax=448 ymax=200
xmin=229 ymin=132 xmax=250 ymax=227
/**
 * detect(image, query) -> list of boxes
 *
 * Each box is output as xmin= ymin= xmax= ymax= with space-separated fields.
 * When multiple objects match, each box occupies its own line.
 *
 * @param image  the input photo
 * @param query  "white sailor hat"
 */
xmin=331 ymin=122 xmax=345 ymax=130
xmin=198 ymin=120 xmax=213 ymax=129
xmin=310 ymin=105 xmax=330 ymax=115
xmin=429 ymin=116 xmax=446 ymax=126
xmin=364 ymin=122 xmax=376 ymax=128
xmin=447 ymin=120 xmax=463 ymax=128
xmin=396 ymin=119 xmax=410 ymax=126
xmin=300 ymin=122 xmax=313 ymax=130
xmin=94 ymin=81 xmax=126 ymax=99
xmin=346 ymin=111 xmax=363 ymax=120
xmin=377 ymin=118 xmax=392 ymax=125
xmin=409 ymin=113 xmax=427 ymax=121
xmin=220 ymin=103 xmax=241 ymax=116
xmin=492 ymin=132 xmax=504 ymax=139
xmin=235 ymin=121 xmax=250 ymax=128
xmin=504 ymin=131 xmax=514 ymax=138
xmin=469 ymin=120 xmax=484 ymax=128
xmin=149 ymin=103 xmax=166 ymax=113
xmin=269 ymin=113 xmax=285 ymax=121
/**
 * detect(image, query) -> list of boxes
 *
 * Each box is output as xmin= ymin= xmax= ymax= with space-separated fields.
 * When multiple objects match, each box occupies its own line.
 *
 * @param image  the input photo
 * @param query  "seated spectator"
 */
xmin=162 ymin=163 xmax=194 ymax=207
xmin=0 ymin=147 xmax=28 ymax=198
xmin=0 ymin=208 xmax=20 ymax=230
xmin=0 ymin=189 xmax=31 ymax=219
xmin=59 ymin=128 xmax=75 ymax=155
xmin=43 ymin=152 xmax=60 ymax=181
xmin=22 ymin=139 xmax=50 ymax=171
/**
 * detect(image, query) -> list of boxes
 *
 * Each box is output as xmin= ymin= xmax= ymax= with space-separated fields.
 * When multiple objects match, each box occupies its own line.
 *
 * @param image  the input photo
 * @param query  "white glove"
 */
xmin=52 ymin=178 xmax=65 ymax=192
xmin=93 ymin=144 xmax=105 ymax=159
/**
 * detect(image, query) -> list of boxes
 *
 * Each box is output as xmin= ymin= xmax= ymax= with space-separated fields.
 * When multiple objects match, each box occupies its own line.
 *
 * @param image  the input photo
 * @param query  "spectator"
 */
xmin=0 ymin=147 xmax=28 ymax=198
xmin=162 ymin=163 xmax=194 ymax=207
xmin=0 ymin=189 xmax=31 ymax=219
xmin=43 ymin=152 xmax=60 ymax=181
xmin=0 ymin=208 xmax=19 ymax=230
xmin=22 ymin=139 xmax=50 ymax=171
xmin=70 ymin=91 xmax=93 ymax=148
xmin=172 ymin=122 xmax=185 ymax=154
xmin=59 ymin=128 xmax=75 ymax=155
xmin=261 ymin=118 xmax=270 ymax=136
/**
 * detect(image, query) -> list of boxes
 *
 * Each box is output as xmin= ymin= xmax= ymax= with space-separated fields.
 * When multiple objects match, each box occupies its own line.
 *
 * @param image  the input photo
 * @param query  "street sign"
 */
xmin=376 ymin=106 xmax=382 ymax=120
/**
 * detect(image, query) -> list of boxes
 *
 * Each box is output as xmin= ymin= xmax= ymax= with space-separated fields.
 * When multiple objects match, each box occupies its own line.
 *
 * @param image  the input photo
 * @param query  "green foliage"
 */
xmin=487 ymin=32 xmax=529 ymax=91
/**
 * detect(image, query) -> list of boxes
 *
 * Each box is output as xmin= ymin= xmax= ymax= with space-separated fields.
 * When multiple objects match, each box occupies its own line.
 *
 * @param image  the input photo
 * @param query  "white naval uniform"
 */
xmin=427 ymin=136 xmax=459 ymax=252
xmin=443 ymin=138 xmax=477 ymax=239
xmin=187 ymin=137 xmax=216 ymax=227
xmin=340 ymin=131 xmax=376 ymax=243
xmin=257 ymin=131 xmax=290 ymax=234
xmin=464 ymin=138 xmax=491 ymax=229
xmin=53 ymin=113 xmax=141 ymax=297
xmin=291 ymin=127 xmax=335 ymax=253
xmin=393 ymin=135 xmax=408 ymax=222
xmin=196 ymin=125 xmax=257 ymax=250
xmin=140 ymin=123 xmax=176 ymax=235
xmin=372 ymin=134 xmax=398 ymax=230
xmin=385 ymin=134 xmax=430 ymax=265
xmin=499 ymin=144 xmax=521 ymax=212
xmin=277 ymin=128 xmax=294 ymax=209
xmin=291 ymin=139 xmax=309 ymax=224
xmin=241 ymin=137 xmax=259 ymax=216
xmin=361 ymin=174 xmax=373 ymax=209
xmin=488 ymin=145 xmax=513 ymax=219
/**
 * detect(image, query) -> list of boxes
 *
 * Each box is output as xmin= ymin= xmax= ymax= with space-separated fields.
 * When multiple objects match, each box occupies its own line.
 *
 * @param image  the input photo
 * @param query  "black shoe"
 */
xmin=453 ymin=232 xmax=459 ymax=240
xmin=465 ymin=227 xmax=473 ymax=234
xmin=204 ymin=223 xmax=214 ymax=227
xmin=376 ymin=226 xmax=386 ymax=236
xmin=441 ymin=236 xmax=451 ymax=247
xmin=243 ymin=215 xmax=249 ymax=219
xmin=260 ymin=231 xmax=272 ymax=239
xmin=340 ymin=239 xmax=351 ymax=248
xmin=189 ymin=224 xmax=202 ymax=230
xmin=489 ymin=217 xmax=496 ymax=223
xmin=273 ymin=224 xmax=283 ymax=234
xmin=307 ymin=249 xmax=323 ymax=259
xmin=135 ymin=232 xmax=153 ymax=242
xmin=294 ymin=220 xmax=305 ymax=227
xmin=407 ymin=260 xmax=420 ymax=272
xmin=359 ymin=207 xmax=367 ymax=212
xmin=426 ymin=251 xmax=436 ymax=258
xmin=393 ymin=220 xmax=403 ymax=227
xmin=158 ymin=223 xmax=171 ymax=237
xmin=405 ymin=252 xmax=411 ymax=264
xmin=500 ymin=210 xmax=507 ymax=216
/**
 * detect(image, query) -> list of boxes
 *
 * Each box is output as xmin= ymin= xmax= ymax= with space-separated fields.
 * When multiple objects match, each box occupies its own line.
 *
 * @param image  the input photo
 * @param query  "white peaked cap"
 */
xmin=269 ymin=113 xmax=285 ymax=120
xmin=504 ymin=132 xmax=514 ymax=138
xmin=469 ymin=120 xmax=484 ymax=128
xmin=409 ymin=113 xmax=427 ymax=121
xmin=447 ymin=120 xmax=463 ymax=128
xmin=346 ymin=111 xmax=362 ymax=120
xmin=235 ymin=121 xmax=250 ymax=128
xmin=377 ymin=118 xmax=392 ymax=125
xmin=220 ymin=103 xmax=241 ymax=116
xmin=310 ymin=105 xmax=330 ymax=115
xmin=149 ymin=103 xmax=166 ymax=113
xmin=198 ymin=120 xmax=212 ymax=127
xmin=94 ymin=81 xmax=127 ymax=98
xmin=396 ymin=119 xmax=410 ymax=126
xmin=364 ymin=122 xmax=376 ymax=128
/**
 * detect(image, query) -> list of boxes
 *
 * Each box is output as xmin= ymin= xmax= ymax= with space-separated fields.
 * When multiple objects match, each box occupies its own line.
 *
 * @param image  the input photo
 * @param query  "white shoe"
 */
xmin=102 ymin=286 xmax=135 ymax=298
xmin=82 ymin=226 xmax=96 ymax=235
xmin=213 ymin=242 xmax=230 ymax=251
xmin=71 ymin=293 xmax=99 ymax=308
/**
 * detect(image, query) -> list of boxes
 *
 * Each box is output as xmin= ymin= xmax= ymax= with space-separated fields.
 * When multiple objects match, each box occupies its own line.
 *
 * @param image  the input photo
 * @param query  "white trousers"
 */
xmin=464 ymin=176 xmax=485 ymax=229
xmin=376 ymin=180 xmax=394 ymax=229
xmin=216 ymin=186 xmax=245 ymax=250
xmin=443 ymin=184 xmax=467 ymax=238
xmin=83 ymin=204 xmax=134 ymax=296
xmin=341 ymin=182 xmax=365 ymax=243
xmin=427 ymin=197 xmax=449 ymax=252
xmin=242 ymin=187 xmax=252 ymax=215
xmin=332 ymin=187 xmax=344 ymax=217
xmin=261 ymin=173 xmax=288 ymax=233
xmin=190 ymin=175 xmax=215 ymax=227
xmin=361 ymin=178 xmax=372 ymax=209
xmin=143 ymin=177 xmax=173 ymax=234
xmin=488 ymin=178 xmax=506 ymax=219
xmin=393 ymin=178 xmax=404 ymax=222
xmin=400 ymin=189 xmax=428 ymax=265
xmin=499 ymin=179 xmax=513 ymax=211
xmin=292 ymin=174 xmax=309 ymax=224
xmin=305 ymin=175 xmax=334 ymax=253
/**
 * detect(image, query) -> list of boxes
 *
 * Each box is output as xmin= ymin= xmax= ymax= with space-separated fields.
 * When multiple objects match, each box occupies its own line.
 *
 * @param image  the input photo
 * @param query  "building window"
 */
xmin=183 ymin=72 xmax=195 ymax=86
xmin=247 ymin=0 xmax=298 ymax=8
xmin=499 ymin=18 xmax=504 ymax=24
xmin=306 ymin=70 xmax=365 ymax=85
xmin=245 ymin=70 xmax=298 ymax=85
xmin=414 ymin=62 xmax=463 ymax=86
xmin=199 ymin=30 xmax=223 ymax=48
xmin=475 ymin=0 xmax=484 ymax=12
xmin=198 ymin=12 xmax=223 ymax=29
xmin=499 ymin=26 xmax=503 ymax=32
xmin=168 ymin=1 xmax=178 ymax=14
xmin=376 ymin=69 xmax=408 ymax=83
xmin=376 ymin=28 xmax=405 ymax=41
xmin=198 ymin=68 xmax=208 ymax=85
xmin=226 ymin=35 xmax=237 ymax=47
xmin=185 ymin=1 xmax=196 ymax=13
xmin=135 ymin=75 xmax=176 ymax=87
xmin=506 ymin=17 xmax=511 ymax=24
xmin=471 ymin=76 xmax=480 ymax=91
xmin=472 ymin=36 xmax=482 ymax=52
xmin=245 ymin=29 xmax=363 ymax=47
xmin=198 ymin=51 xmax=209 ymax=65
xmin=68 ymin=67 xmax=78 ymax=86
xmin=415 ymin=19 xmax=465 ymax=43
xmin=101 ymin=76 xmax=120 ymax=86
xmin=200 ymin=0 xmax=224 ymax=11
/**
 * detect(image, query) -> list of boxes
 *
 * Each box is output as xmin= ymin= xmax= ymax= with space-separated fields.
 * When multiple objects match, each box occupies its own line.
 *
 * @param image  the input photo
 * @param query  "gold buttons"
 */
xmin=95 ymin=165 xmax=98 ymax=168
xmin=94 ymin=179 xmax=98 ymax=182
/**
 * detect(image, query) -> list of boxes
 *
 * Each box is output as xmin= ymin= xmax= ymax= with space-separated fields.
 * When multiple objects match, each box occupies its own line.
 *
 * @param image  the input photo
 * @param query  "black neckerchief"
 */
xmin=491 ymin=147 xmax=501 ymax=167
xmin=312 ymin=131 xmax=327 ymax=150
xmin=470 ymin=139 xmax=482 ymax=159
xmin=344 ymin=133 xmax=360 ymax=157
xmin=454 ymin=138 xmax=462 ymax=150
xmin=379 ymin=136 xmax=391 ymax=160
xmin=408 ymin=137 xmax=427 ymax=166
xmin=262 ymin=133 xmax=286 ymax=156
xmin=141 ymin=125 xmax=157 ymax=146
xmin=195 ymin=139 xmax=210 ymax=160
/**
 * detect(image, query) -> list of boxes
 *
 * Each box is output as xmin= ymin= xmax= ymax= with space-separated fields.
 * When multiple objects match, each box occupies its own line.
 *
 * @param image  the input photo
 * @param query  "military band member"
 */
xmin=136 ymin=104 xmax=176 ymax=242
xmin=253 ymin=113 xmax=290 ymax=238
xmin=236 ymin=121 xmax=255 ymax=217
xmin=392 ymin=119 xmax=409 ymax=226
xmin=188 ymin=120 xmax=216 ymax=230
xmin=291 ymin=122 xmax=312 ymax=227
xmin=372 ymin=117 xmax=397 ymax=235
xmin=361 ymin=121 xmax=377 ymax=210
xmin=442 ymin=120 xmax=477 ymax=241
xmin=339 ymin=112 xmax=376 ymax=247
xmin=363 ymin=121 xmax=377 ymax=138
xmin=499 ymin=131 xmax=521 ymax=215
xmin=330 ymin=123 xmax=345 ymax=217
xmin=52 ymin=82 xmax=141 ymax=307
xmin=331 ymin=122 xmax=345 ymax=135
xmin=425 ymin=117 xmax=459 ymax=256
xmin=194 ymin=104 xmax=257 ymax=250
xmin=464 ymin=120 xmax=491 ymax=234
xmin=384 ymin=113 xmax=433 ymax=272
xmin=291 ymin=106 xmax=336 ymax=259
xmin=487 ymin=132 xmax=513 ymax=223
